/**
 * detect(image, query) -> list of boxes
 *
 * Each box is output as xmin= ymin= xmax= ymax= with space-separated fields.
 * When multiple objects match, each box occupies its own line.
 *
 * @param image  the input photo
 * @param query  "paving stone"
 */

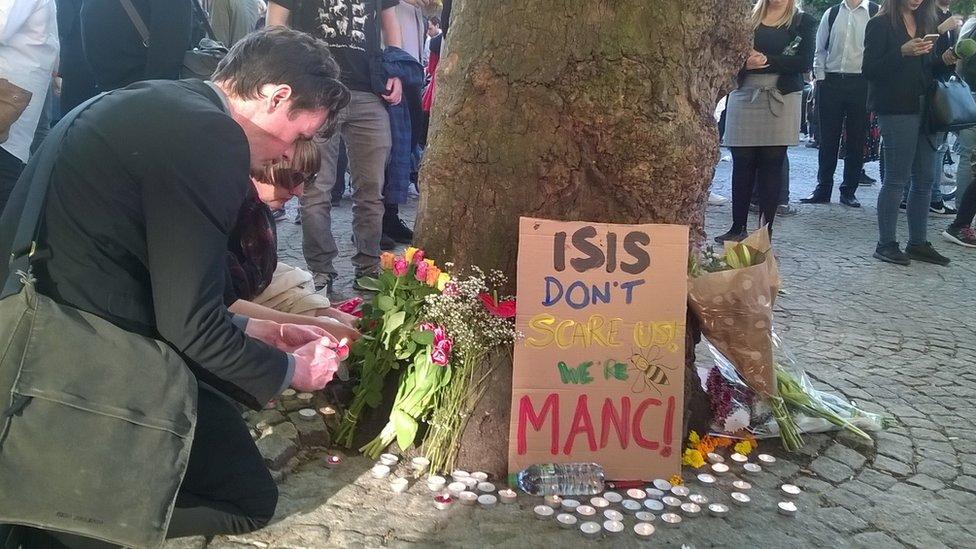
xmin=161 ymin=537 xmax=207 ymax=549
xmin=825 ymin=443 xmax=868 ymax=470
xmin=915 ymin=459 xmax=958 ymax=481
xmin=288 ymin=412 xmax=331 ymax=447
xmin=856 ymin=468 xmax=898 ymax=490
xmin=873 ymin=455 xmax=913 ymax=477
xmin=810 ymin=456 xmax=855 ymax=484
xmin=852 ymin=532 xmax=905 ymax=548
xmin=256 ymin=422 xmax=299 ymax=470
xmin=905 ymin=474 xmax=945 ymax=491
xmin=246 ymin=409 xmax=287 ymax=429
xmin=953 ymin=475 xmax=976 ymax=492
xmin=817 ymin=506 xmax=868 ymax=534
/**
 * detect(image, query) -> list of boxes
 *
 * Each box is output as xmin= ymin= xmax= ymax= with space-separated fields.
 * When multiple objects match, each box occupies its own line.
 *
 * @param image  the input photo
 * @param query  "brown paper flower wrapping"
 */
xmin=689 ymin=228 xmax=781 ymax=397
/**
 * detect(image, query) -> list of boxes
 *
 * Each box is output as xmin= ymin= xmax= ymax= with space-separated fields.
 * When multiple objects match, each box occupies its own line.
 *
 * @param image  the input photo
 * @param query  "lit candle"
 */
xmin=459 ymin=491 xmax=478 ymax=506
xmin=652 ymin=479 xmax=672 ymax=491
xmin=643 ymin=499 xmax=664 ymax=512
xmin=602 ymin=491 xmax=623 ymax=504
xmin=778 ymin=501 xmax=798 ymax=517
xmin=689 ymin=494 xmax=709 ymax=505
xmin=370 ymin=464 xmax=391 ymax=479
xmin=680 ymin=502 xmax=701 ymax=518
xmin=433 ymin=493 xmax=453 ymax=510
xmin=634 ymin=511 xmax=655 ymax=523
xmin=298 ymin=408 xmax=318 ymax=421
xmin=576 ymin=505 xmax=596 ymax=518
xmin=471 ymin=471 xmax=489 ymax=482
xmin=296 ymin=392 xmax=314 ymax=402
xmin=626 ymin=488 xmax=647 ymax=500
xmin=732 ymin=480 xmax=752 ymax=491
xmin=447 ymin=482 xmax=466 ymax=497
xmin=390 ymin=477 xmax=409 ymax=494
xmin=477 ymin=494 xmax=497 ymax=508
xmin=671 ymin=485 xmax=690 ymax=498
xmin=758 ymin=453 xmax=777 ymax=464
xmin=603 ymin=509 xmax=624 ymax=522
xmin=589 ymin=496 xmax=610 ymax=509
xmin=730 ymin=452 xmax=748 ymax=464
xmin=707 ymin=452 xmax=725 ymax=464
xmin=697 ymin=473 xmax=717 ymax=485
xmin=544 ymin=494 xmax=562 ymax=509
xmin=633 ymin=522 xmax=656 ymax=539
xmin=603 ymin=520 xmax=624 ymax=536
xmin=711 ymin=463 xmax=730 ymax=476
xmin=498 ymin=489 xmax=517 ymax=504
xmin=743 ymin=463 xmax=763 ymax=475
xmin=477 ymin=482 xmax=496 ymax=494
xmin=579 ymin=521 xmax=602 ymax=540
xmin=781 ymin=484 xmax=801 ymax=498
xmin=378 ymin=453 xmax=399 ymax=467
xmin=426 ymin=475 xmax=447 ymax=492
xmin=730 ymin=492 xmax=751 ymax=506
xmin=660 ymin=513 xmax=682 ymax=528
xmin=561 ymin=499 xmax=580 ymax=512
xmin=621 ymin=499 xmax=642 ymax=514
xmin=324 ymin=455 xmax=342 ymax=469
xmin=534 ymin=504 xmax=555 ymax=520
xmin=411 ymin=457 xmax=430 ymax=474
xmin=556 ymin=513 xmax=578 ymax=529
xmin=708 ymin=503 xmax=730 ymax=518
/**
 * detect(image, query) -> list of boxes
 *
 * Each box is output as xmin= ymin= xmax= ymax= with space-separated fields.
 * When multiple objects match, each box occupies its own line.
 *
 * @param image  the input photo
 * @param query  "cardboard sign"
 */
xmin=508 ymin=218 xmax=689 ymax=481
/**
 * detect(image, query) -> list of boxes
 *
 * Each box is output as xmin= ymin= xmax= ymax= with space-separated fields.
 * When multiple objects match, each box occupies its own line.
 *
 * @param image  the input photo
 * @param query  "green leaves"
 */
xmin=412 ymin=329 xmax=435 ymax=346
xmin=355 ymin=276 xmax=383 ymax=292
xmin=384 ymin=311 xmax=406 ymax=335
xmin=392 ymin=409 xmax=419 ymax=451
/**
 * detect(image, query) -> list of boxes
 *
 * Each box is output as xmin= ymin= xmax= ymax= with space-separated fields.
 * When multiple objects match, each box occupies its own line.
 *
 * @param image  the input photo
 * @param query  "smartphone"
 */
xmin=923 ymin=33 xmax=940 ymax=44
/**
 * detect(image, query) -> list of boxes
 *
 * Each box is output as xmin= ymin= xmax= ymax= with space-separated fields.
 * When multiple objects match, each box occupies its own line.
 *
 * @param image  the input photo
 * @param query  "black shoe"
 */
xmin=859 ymin=171 xmax=876 ymax=186
xmin=380 ymin=234 xmax=396 ymax=250
xmin=800 ymin=192 xmax=830 ymax=204
xmin=873 ymin=242 xmax=911 ymax=266
xmin=805 ymin=141 xmax=819 ymax=149
xmin=929 ymin=201 xmax=957 ymax=217
xmin=383 ymin=214 xmax=414 ymax=244
xmin=905 ymin=242 xmax=951 ymax=266
xmin=839 ymin=195 xmax=861 ymax=208
xmin=899 ymin=201 xmax=907 ymax=210
xmin=714 ymin=229 xmax=747 ymax=244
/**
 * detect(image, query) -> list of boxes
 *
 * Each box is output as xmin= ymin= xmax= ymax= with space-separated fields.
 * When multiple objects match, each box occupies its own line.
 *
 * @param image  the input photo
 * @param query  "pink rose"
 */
xmin=415 ymin=259 xmax=429 ymax=282
xmin=412 ymin=249 xmax=426 ymax=264
xmin=393 ymin=257 xmax=408 ymax=277
xmin=431 ymin=338 xmax=453 ymax=366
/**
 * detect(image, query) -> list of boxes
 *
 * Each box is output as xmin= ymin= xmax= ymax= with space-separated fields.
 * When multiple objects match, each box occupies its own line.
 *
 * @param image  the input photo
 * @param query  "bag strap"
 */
xmin=3 ymin=94 xmax=104 ymax=296
xmin=118 ymin=0 xmax=150 ymax=46
xmin=191 ymin=0 xmax=218 ymax=43
xmin=825 ymin=4 xmax=841 ymax=52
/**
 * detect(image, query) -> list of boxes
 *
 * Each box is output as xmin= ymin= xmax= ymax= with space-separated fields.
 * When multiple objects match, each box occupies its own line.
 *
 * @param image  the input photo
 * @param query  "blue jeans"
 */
xmin=877 ymin=114 xmax=943 ymax=246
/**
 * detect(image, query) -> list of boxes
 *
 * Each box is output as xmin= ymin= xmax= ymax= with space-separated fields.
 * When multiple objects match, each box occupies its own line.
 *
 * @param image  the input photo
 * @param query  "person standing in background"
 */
xmin=81 ymin=0 xmax=193 ymax=91
xmin=0 ymin=0 xmax=59 ymax=213
xmin=55 ymin=0 xmax=97 ymax=115
xmin=211 ymin=0 xmax=263 ymax=46
xmin=803 ymin=0 xmax=877 ymax=209
xmin=423 ymin=15 xmax=440 ymax=66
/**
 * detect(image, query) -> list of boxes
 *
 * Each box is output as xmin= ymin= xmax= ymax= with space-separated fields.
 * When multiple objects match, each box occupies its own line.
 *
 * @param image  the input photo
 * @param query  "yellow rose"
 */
xmin=436 ymin=272 xmax=451 ymax=291
xmin=404 ymin=247 xmax=419 ymax=264
xmin=681 ymin=449 xmax=705 ymax=469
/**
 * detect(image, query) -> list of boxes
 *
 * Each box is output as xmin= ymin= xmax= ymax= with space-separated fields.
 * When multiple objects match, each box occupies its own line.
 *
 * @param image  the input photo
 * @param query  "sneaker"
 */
xmin=905 ymin=242 xmax=951 ymax=266
xmin=930 ymin=201 xmax=957 ymax=216
xmin=804 ymin=141 xmax=819 ymax=149
xmin=714 ymin=229 xmax=747 ymax=244
xmin=777 ymin=204 xmax=799 ymax=217
xmin=873 ymin=242 xmax=911 ymax=266
xmin=271 ymin=208 xmax=286 ymax=221
xmin=314 ymin=272 xmax=338 ymax=293
xmin=708 ymin=192 xmax=730 ymax=206
xmin=383 ymin=214 xmax=414 ymax=244
xmin=943 ymin=226 xmax=976 ymax=248
xmin=943 ymin=165 xmax=956 ymax=180
xmin=941 ymin=185 xmax=957 ymax=201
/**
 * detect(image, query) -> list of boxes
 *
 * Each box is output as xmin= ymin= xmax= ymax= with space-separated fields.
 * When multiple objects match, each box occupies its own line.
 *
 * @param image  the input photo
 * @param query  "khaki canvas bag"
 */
xmin=0 ymin=95 xmax=198 ymax=548
xmin=0 ymin=79 xmax=31 ymax=144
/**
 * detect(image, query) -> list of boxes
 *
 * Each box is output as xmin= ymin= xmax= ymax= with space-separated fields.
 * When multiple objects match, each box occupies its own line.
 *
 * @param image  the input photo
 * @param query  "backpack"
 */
xmin=825 ymin=1 xmax=879 ymax=52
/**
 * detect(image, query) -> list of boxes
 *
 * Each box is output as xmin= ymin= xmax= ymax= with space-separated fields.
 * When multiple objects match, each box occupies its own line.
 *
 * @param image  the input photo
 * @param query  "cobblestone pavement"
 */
xmin=170 ymin=144 xmax=976 ymax=548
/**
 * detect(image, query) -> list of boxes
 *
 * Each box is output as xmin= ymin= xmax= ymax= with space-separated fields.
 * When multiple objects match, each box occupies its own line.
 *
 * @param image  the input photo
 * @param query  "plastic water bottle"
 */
xmin=509 ymin=463 xmax=605 ymax=496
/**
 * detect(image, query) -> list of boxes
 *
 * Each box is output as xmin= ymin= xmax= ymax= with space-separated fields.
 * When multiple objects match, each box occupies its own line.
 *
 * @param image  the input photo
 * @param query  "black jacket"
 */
xmin=0 ymin=80 xmax=288 ymax=410
xmin=738 ymin=12 xmax=818 ymax=95
xmin=863 ymin=15 xmax=954 ymax=115
xmin=80 ymin=0 xmax=193 ymax=91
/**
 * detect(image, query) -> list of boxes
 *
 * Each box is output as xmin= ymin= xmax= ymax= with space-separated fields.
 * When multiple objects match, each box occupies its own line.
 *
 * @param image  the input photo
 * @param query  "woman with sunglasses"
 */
xmin=226 ymin=140 xmax=361 ymax=343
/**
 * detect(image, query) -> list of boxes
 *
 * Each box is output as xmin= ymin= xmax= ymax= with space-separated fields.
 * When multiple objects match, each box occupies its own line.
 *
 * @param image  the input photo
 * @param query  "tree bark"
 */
xmin=416 ymin=0 xmax=752 ymax=476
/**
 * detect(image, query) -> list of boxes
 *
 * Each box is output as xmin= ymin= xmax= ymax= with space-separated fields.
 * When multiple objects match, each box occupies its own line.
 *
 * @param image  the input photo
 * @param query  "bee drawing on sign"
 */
xmin=628 ymin=346 xmax=675 ymax=396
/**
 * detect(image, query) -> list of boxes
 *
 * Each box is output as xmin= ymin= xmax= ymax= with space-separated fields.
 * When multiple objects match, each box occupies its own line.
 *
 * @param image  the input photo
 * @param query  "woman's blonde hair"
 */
xmin=751 ymin=0 xmax=798 ymax=29
xmin=251 ymin=139 xmax=322 ymax=189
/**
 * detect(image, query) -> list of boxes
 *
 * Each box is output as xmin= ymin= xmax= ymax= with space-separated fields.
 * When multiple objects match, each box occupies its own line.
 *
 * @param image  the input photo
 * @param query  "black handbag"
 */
xmin=928 ymin=76 xmax=976 ymax=132
xmin=119 ymin=0 xmax=228 ymax=80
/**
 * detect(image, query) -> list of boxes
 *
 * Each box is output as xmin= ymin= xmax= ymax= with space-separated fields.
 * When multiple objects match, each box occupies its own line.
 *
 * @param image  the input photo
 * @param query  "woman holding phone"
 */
xmin=715 ymin=0 xmax=816 ymax=243
xmin=863 ymin=0 xmax=957 ymax=266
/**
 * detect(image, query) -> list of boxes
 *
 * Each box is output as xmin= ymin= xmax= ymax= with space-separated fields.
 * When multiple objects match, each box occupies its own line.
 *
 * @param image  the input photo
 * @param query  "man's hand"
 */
xmin=313 ymin=316 xmax=361 ymax=343
xmin=382 ymin=77 xmax=402 ymax=105
xmin=291 ymin=338 xmax=343 ymax=392
xmin=245 ymin=319 xmax=337 ymax=352
xmin=939 ymin=15 xmax=964 ymax=35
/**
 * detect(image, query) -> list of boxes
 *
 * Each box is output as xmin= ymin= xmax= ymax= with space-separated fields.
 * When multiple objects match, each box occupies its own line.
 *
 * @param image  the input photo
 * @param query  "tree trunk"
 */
xmin=415 ymin=0 xmax=752 ymax=477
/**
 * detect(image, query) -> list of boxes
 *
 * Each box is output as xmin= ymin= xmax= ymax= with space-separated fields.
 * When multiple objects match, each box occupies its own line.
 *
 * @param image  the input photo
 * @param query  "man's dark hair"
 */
xmin=429 ymin=16 xmax=441 ymax=27
xmin=213 ymin=27 xmax=350 ymax=122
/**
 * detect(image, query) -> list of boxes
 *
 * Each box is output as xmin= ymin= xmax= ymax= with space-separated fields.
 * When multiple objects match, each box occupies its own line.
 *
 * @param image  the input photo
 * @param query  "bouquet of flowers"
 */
xmin=334 ymin=248 xmax=449 ymax=448
xmin=420 ymin=267 xmax=517 ymax=475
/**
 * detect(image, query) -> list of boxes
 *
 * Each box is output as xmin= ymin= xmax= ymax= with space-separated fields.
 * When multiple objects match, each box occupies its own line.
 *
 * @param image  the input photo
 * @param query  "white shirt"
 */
xmin=0 ymin=0 xmax=58 ymax=164
xmin=813 ymin=0 xmax=871 ymax=81
xmin=394 ymin=2 xmax=425 ymax=63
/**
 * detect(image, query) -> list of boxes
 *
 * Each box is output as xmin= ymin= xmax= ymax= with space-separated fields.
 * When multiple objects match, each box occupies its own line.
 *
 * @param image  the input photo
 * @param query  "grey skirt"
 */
xmin=723 ymin=73 xmax=802 ymax=147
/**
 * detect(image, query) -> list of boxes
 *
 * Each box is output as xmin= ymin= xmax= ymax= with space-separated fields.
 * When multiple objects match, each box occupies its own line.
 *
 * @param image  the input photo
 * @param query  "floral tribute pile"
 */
xmin=335 ymin=248 xmax=517 ymax=474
